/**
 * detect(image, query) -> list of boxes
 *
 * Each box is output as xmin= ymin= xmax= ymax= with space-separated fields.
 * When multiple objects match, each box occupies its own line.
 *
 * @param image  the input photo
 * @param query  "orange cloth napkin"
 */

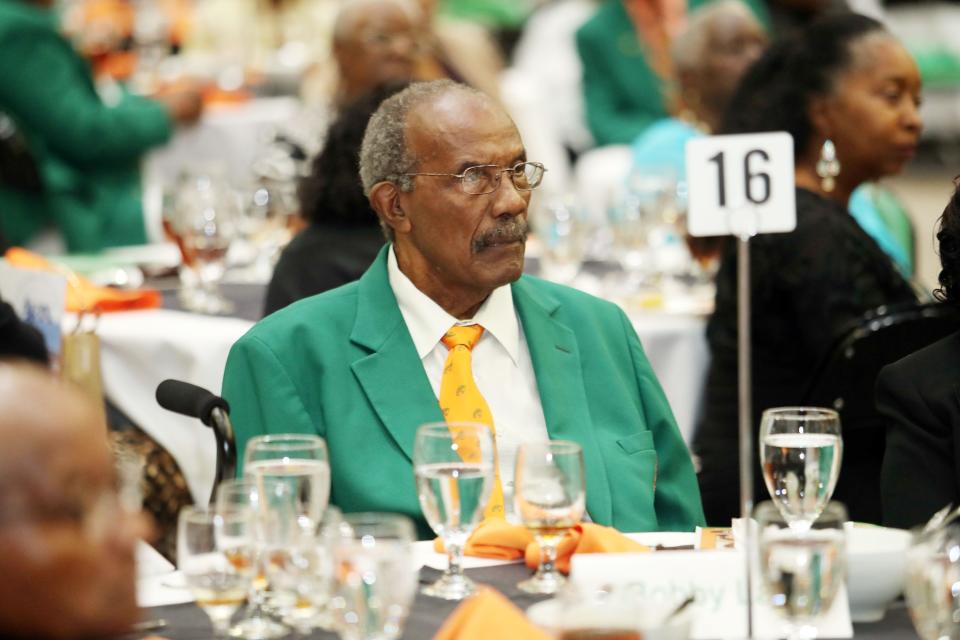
xmin=5 ymin=248 xmax=162 ymax=313
xmin=524 ymin=523 xmax=650 ymax=575
xmin=432 ymin=518 xmax=534 ymax=560
xmin=433 ymin=587 xmax=551 ymax=640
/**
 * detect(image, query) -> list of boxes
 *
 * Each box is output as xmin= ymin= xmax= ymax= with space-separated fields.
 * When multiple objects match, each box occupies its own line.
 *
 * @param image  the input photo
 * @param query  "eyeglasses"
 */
xmin=402 ymin=161 xmax=547 ymax=195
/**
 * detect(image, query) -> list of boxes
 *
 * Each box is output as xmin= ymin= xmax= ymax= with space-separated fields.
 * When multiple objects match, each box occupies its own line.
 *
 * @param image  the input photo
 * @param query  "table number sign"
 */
xmin=685 ymin=132 xmax=796 ymax=238
xmin=0 ymin=260 xmax=66 ymax=360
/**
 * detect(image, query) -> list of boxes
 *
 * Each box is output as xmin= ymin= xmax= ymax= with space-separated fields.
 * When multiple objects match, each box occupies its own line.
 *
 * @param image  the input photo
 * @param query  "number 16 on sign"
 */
xmin=685 ymin=132 xmax=795 ymax=238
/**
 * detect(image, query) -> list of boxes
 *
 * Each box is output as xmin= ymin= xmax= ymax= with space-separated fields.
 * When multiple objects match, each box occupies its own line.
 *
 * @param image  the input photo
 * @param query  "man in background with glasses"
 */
xmin=223 ymin=80 xmax=704 ymax=538
xmin=0 ymin=362 xmax=150 ymax=638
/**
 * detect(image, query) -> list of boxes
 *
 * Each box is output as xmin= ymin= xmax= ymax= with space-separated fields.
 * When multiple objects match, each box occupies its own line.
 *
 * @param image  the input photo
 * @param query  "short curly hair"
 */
xmin=935 ymin=181 xmax=960 ymax=306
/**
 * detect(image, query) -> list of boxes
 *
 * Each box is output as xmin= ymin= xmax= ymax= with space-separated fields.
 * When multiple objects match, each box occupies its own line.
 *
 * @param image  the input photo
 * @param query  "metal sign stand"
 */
xmin=733 ymin=208 xmax=758 ymax=640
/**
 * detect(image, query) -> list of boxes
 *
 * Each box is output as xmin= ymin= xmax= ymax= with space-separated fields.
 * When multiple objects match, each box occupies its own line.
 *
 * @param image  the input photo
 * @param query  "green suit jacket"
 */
xmin=223 ymin=247 xmax=704 ymax=538
xmin=0 ymin=0 xmax=172 ymax=252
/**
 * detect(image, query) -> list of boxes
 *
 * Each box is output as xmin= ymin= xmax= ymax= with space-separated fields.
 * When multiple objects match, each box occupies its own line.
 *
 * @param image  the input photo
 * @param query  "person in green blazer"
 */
xmin=222 ymin=80 xmax=704 ymax=538
xmin=577 ymin=0 xmax=770 ymax=146
xmin=0 ymin=0 xmax=202 ymax=253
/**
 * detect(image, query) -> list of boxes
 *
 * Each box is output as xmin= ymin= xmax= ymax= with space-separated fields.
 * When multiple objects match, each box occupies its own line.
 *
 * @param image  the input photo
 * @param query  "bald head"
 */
xmin=332 ymin=0 xmax=421 ymax=105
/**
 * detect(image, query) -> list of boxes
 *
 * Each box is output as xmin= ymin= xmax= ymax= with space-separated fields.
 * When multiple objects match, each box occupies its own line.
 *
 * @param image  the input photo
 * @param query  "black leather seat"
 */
xmin=802 ymin=301 xmax=960 ymax=523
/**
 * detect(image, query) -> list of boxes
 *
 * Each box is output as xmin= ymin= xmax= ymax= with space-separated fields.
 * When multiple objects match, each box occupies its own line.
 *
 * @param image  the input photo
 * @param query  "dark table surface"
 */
xmin=132 ymin=563 xmax=919 ymax=640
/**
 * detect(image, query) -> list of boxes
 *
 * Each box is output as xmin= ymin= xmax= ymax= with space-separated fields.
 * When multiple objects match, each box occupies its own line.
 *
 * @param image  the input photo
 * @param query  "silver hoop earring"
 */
xmin=816 ymin=139 xmax=840 ymax=193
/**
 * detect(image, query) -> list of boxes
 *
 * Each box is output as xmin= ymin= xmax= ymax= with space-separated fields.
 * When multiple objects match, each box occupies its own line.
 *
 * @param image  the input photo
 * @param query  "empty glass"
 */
xmin=757 ymin=501 xmax=847 ymax=640
xmin=905 ymin=519 xmax=960 ymax=640
xmin=414 ymin=422 xmax=495 ymax=600
xmin=331 ymin=512 xmax=418 ymax=640
xmin=532 ymin=196 xmax=587 ymax=285
xmin=514 ymin=440 xmax=586 ymax=594
xmin=760 ymin=407 xmax=843 ymax=531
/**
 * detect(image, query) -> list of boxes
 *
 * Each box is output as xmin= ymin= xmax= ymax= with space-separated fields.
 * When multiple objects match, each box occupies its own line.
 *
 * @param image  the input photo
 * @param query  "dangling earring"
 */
xmin=816 ymin=139 xmax=841 ymax=193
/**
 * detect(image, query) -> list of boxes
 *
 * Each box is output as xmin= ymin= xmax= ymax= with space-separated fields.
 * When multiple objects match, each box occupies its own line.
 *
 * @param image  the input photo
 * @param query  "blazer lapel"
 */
xmin=349 ymin=247 xmax=443 ymax=462
xmin=513 ymin=277 xmax=613 ymax=524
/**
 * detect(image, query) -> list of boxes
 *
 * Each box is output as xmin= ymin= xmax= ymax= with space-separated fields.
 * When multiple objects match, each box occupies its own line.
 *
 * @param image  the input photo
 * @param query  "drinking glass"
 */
xmin=514 ymin=440 xmax=586 ymax=594
xmin=331 ymin=512 xmax=418 ymax=640
xmin=904 ymin=520 xmax=960 ymax=640
xmin=215 ymin=478 xmax=292 ymax=639
xmin=414 ymin=421 xmax=495 ymax=600
xmin=244 ymin=433 xmax=331 ymax=532
xmin=532 ymin=196 xmax=587 ymax=285
xmin=177 ymin=506 xmax=254 ymax=638
xmin=760 ymin=407 xmax=843 ymax=531
xmin=172 ymin=170 xmax=241 ymax=314
xmin=756 ymin=501 xmax=847 ymax=640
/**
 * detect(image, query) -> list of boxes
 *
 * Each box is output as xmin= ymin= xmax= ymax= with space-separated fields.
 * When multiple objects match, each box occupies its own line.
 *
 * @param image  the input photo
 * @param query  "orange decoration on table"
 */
xmin=4 ymin=248 xmax=162 ymax=313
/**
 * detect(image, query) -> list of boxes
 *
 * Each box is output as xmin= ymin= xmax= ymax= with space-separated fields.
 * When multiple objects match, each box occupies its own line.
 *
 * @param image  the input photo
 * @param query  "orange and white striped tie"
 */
xmin=439 ymin=324 xmax=505 ymax=519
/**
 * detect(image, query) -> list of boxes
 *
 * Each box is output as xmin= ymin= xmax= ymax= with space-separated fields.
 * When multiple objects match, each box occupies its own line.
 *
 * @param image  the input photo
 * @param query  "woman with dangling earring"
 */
xmin=693 ymin=13 xmax=921 ymax=527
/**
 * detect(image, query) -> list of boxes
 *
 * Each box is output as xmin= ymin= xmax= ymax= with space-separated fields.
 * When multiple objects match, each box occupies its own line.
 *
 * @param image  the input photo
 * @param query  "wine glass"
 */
xmin=172 ymin=169 xmax=241 ymax=315
xmin=760 ymin=407 xmax=843 ymax=531
xmin=331 ymin=512 xmax=418 ymax=640
xmin=215 ymin=478 xmax=292 ymax=640
xmin=756 ymin=501 xmax=847 ymax=640
xmin=532 ymin=195 xmax=587 ymax=285
xmin=514 ymin=440 xmax=586 ymax=594
xmin=904 ymin=520 xmax=960 ymax=640
xmin=177 ymin=505 xmax=254 ymax=638
xmin=244 ymin=433 xmax=331 ymax=533
xmin=414 ymin=421 xmax=495 ymax=600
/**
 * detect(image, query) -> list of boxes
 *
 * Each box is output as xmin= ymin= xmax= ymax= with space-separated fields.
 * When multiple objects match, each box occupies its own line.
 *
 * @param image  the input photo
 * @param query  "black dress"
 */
xmin=693 ymin=187 xmax=917 ymax=525
xmin=263 ymin=224 xmax=386 ymax=317
xmin=878 ymin=330 xmax=960 ymax=529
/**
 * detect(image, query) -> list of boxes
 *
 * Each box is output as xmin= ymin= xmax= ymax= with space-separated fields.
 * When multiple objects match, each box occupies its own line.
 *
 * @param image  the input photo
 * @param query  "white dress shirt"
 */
xmin=387 ymin=246 xmax=549 ymax=502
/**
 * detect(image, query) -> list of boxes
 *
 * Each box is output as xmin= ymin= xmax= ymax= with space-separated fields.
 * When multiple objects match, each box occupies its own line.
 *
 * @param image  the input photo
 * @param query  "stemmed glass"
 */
xmin=514 ymin=440 xmax=586 ymax=594
xmin=177 ymin=505 xmax=254 ymax=638
xmin=760 ymin=407 xmax=843 ymax=531
xmin=332 ymin=512 xmax=418 ymax=640
xmin=244 ymin=433 xmax=331 ymax=533
xmin=531 ymin=196 xmax=587 ymax=285
xmin=215 ymin=478 xmax=293 ymax=640
xmin=414 ymin=421 xmax=496 ymax=600
xmin=171 ymin=169 xmax=241 ymax=315
xmin=756 ymin=501 xmax=847 ymax=640
xmin=905 ymin=519 xmax=960 ymax=640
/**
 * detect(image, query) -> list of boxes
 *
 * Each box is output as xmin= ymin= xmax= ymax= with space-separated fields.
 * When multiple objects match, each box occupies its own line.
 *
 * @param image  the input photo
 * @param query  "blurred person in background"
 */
xmin=768 ymin=0 xmax=848 ymax=36
xmin=264 ymin=83 xmax=405 ymax=316
xmin=694 ymin=13 xmax=921 ymax=526
xmin=0 ymin=362 xmax=150 ymax=638
xmin=575 ymin=0 xmax=770 ymax=148
xmin=0 ymin=0 xmax=203 ymax=253
xmin=878 ymin=183 xmax=960 ymax=529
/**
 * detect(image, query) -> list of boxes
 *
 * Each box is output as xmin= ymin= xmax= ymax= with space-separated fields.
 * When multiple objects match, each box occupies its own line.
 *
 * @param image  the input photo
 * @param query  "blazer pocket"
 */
xmin=617 ymin=431 xmax=655 ymax=455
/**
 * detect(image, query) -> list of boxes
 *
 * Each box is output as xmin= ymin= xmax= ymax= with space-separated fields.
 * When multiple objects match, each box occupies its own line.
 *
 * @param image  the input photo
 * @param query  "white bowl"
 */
xmin=845 ymin=524 xmax=912 ymax=622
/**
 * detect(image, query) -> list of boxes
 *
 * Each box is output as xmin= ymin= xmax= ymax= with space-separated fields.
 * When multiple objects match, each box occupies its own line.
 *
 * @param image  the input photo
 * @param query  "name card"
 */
xmin=570 ymin=550 xmax=852 ymax=640
xmin=685 ymin=132 xmax=796 ymax=238
xmin=0 ymin=261 xmax=66 ymax=359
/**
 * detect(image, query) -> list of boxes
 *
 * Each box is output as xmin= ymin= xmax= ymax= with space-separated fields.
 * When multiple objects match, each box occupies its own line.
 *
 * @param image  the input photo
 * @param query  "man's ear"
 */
xmin=369 ymin=182 xmax=412 ymax=235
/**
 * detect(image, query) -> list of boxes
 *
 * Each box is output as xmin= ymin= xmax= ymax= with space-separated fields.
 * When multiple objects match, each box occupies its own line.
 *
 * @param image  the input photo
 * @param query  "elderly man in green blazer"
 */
xmin=223 ymin=80 xmax=704 ymax=538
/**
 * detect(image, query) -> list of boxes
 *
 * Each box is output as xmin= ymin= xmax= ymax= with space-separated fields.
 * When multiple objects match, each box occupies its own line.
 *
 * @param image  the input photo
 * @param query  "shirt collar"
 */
xmin=387 ymin=245 xmax=520 ymax=365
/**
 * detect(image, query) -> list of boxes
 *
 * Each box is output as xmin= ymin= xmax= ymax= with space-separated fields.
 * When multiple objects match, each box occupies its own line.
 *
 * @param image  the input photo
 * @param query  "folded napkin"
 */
xmin=433 ymin=587 xmax=551 ymax=640
xmin=5 ymin=248 xmax=161 ymax=313
xmin=433 ymin=518 xmax=534 ymax=560
xmin=524 ymin=523 xmax=650 ymax=574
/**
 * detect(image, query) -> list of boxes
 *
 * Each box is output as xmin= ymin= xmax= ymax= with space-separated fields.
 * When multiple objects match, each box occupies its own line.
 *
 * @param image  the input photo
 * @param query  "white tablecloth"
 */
xmin=97 ymin=305 xmax=707 ymax=504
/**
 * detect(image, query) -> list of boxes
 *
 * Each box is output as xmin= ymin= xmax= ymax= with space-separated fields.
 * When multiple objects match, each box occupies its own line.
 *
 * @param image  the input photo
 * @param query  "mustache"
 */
xmin=473 ymin=217 xmax=529 ymax=252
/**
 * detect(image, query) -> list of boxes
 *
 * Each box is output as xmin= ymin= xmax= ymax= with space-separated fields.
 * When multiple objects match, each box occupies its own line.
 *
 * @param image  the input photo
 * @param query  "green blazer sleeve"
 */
xmin=620 ymin=310 xmax=705 ymax=530
xmin=0 ymin=10 xmax=172 ymax=169
xmin=222 ymin=333 xmax=323 ymax=474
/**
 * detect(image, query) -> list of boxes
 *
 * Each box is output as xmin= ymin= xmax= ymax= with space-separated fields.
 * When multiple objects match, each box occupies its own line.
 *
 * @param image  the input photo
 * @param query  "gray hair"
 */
xmin=359 ymin=79 xmax=487 ymax=196
xmin=671 ymin=0 xmax=757 ymax=74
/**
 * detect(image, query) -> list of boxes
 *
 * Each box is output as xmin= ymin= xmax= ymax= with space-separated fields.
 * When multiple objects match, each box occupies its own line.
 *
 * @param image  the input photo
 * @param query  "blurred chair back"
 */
xmin=0 ymin=113 xmax=42 ymax=194
xmin=802 ymin=302 xmax=960 ymax=523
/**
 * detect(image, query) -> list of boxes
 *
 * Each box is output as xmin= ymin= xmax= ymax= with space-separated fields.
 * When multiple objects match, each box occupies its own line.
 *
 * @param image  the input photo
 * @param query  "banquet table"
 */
xmin=131 ymin=562 xmax=919 ymax=640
